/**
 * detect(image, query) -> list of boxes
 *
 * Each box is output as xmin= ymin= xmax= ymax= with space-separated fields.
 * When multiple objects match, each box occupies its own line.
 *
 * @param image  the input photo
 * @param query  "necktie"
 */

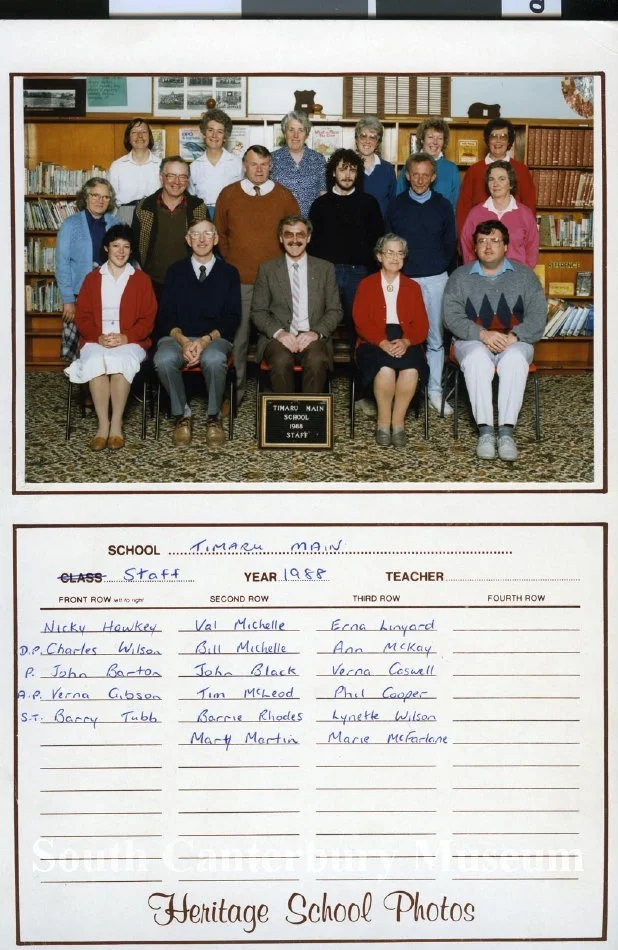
xmin=254 ymin=185 xmax=261 ymax=197
xmin=199 ymin=265 xmax=207 ymax=282
xmin=291 ymin=263 xmax=300 ymax=334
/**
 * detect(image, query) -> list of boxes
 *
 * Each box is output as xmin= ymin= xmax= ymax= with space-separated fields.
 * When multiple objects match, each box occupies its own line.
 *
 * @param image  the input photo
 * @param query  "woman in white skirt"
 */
xmin=65 ymin=224 xmax=157 ymax=451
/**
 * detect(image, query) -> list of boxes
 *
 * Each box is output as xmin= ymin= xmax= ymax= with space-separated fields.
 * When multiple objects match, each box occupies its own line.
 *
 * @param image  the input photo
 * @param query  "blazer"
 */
xmin=75 ymin=267 xmax=157 ymax=351
xmin=250 ymin=254 xmax=342 ymax=362
xmin=55 ymin=210 xmax=120 ymax=304
xmin=352 ymin=271 xmax=429 ymax=348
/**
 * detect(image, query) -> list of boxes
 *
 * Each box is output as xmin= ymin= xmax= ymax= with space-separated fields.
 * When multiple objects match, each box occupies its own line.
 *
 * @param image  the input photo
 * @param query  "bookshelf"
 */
xmin=23 ymin=114 xmax=594 ymax=372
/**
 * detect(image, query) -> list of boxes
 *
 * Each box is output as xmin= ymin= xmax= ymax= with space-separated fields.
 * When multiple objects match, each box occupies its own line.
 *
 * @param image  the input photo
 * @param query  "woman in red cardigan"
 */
xmin=353 ymin=234 xmax=429 ymax=448
xmin=65 ymin=224 xmax=157 ymax=451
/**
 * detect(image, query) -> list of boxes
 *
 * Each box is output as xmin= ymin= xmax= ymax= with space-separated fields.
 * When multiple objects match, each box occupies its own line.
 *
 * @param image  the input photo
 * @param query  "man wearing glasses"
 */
xmin=442 ymin=220 xmax=546 ymax=462
xmin=132 ymin=156 xmax=209 ymax=301
xmin=154 ymin=221 xmax=240 ymax=448
xmin=386 ymin=151 xmax=457 ymax=416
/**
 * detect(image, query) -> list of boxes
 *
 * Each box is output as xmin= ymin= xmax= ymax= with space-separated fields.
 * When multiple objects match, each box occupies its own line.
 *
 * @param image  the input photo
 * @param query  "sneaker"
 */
xmin=391 ymin=428 xmax=407 ymax=448
xmin=205 ymin=415 xmax=225 ymax=447
xmin=476 ymin=432 xmax=496 ymax=460
xmin=172 ymin=416 xmax=192 ymax=447
xmin=428 ymin=391 xmax=454 ymax=417
xmin=497 ymin=433 xmax=519 ymax=461
xmin=375 ymin=427 xmax=391 ymax=447
xmin=358 ymin=397 xmax=377 ymax=419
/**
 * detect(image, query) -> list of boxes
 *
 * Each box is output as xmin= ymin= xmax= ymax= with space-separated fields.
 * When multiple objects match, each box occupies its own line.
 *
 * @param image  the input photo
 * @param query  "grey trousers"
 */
xmin=154 ymin=336 xmax=232 ymax=418
xmin=232 ymin=283 xmax=255 ymax=402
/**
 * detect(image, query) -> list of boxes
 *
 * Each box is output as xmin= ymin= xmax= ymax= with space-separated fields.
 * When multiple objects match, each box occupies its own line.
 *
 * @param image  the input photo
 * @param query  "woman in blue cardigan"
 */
xmin=56 ymin=177 xmax=119 ymax=362
xmin=355 ymin=115 xmax=396 ymax=220
xmin=396 ymin=117 xmax=460 ymax=211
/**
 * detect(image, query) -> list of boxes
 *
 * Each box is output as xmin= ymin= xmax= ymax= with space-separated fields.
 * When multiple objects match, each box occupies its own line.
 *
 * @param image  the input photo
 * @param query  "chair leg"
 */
xmin=65 ymin=380 xmax=72 ymax=441
xmin=228 ymin=369 xmax=235 ymax=441
xmin=349 ymin=374 xmax=355 ymax=440
xmin=141 ymin=377 xmax=147 ymax=440
xmin=423 ymin=386 xmax=429 ymax=440
xmin=453 ymin=369 xmax=460 ymax=440
xmin=534 ymin=375 xmax=541 ymax=441
xmin=155 ymin=382 xmax=161 ymax=440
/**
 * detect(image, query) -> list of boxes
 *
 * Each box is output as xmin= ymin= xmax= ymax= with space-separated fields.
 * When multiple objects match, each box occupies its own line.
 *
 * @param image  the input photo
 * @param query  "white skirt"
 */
xmin=64 ymin=342 xmax=146 ymax=385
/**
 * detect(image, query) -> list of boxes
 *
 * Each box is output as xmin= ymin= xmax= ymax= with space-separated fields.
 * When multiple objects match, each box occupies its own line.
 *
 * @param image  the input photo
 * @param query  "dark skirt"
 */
xmin=356 ymin=324 xmax=428 ymax=392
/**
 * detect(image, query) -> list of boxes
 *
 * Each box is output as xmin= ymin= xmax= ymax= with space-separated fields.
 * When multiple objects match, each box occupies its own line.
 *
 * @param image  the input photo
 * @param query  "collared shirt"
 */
xmin=188 ymin=149 xmax=243 ymax=205
xmin=191 ymin=255 xmax=216 ymax=280
xmin=407 ymin=187 xmax=432 ymax=204
xmin=364 ymin=153 xmax=382 ymax=177
xmin=286 ymin=253 xmax=309 ymax=333
xmin=485 ymin=151 xmax=512 ymax=164
xmin=240 ymin=178 xmax=275 ymax=197
xmin=100 ymin=261 xmax=134 ymax=334
xmin=107 ymin=150 xmax=161 ymax=205
xmin=482 ymin=195 xmax=518 ymax=219
xmin=156 ymin=193 xmax=189 ymax=215
xmin=470 ymin=258 xmax=515 ymax=279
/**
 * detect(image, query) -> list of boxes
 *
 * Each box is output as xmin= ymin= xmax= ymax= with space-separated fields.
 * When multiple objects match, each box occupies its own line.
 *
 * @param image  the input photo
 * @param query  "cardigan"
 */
xmin=132 ymin=189 xmax=209 ymax=276
xmin=363 ymin=158 xmax=397 ymax=219
xmin=456 ymin=158 xmax=536 ymax=235
xmin=460 ymin=201 xmax=539 ymax=268
xmin=156 ymin=256 xmax=241 ymax=343
xmin=352 ymin=271 xmax=429 ymax=348
xmin=56 ymin=210 xmax=120 ymax=304
xmin=74 ymin=267 xmax=157 ymax=350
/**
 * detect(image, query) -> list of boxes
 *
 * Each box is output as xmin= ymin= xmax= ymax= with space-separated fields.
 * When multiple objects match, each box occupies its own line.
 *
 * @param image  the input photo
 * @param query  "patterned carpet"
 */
xmin=24 ymin=371 xmax=595 ymax=486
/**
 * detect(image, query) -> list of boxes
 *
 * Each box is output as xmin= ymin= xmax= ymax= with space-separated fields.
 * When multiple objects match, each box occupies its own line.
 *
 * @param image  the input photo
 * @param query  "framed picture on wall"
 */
xmin=23 ymin=78 xmax=86 ymax=117
xmin=153 ymin=76 xmax=247 ymax=118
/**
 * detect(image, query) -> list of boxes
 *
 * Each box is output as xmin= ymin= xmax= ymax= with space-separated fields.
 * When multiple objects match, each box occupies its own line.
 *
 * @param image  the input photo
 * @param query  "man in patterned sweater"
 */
xmin=442 ymin=220 xmax=546 ymax=462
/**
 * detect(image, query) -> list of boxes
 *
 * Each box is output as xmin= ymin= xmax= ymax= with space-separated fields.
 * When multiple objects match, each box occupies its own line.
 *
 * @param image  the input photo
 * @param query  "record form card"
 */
xmin=14 ymin=524 xmax=606 ymax=944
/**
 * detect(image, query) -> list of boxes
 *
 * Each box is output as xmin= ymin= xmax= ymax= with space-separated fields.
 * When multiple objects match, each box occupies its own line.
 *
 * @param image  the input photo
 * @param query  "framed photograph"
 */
xmin=23 ymin=78 xmax=86 ymax=117
xmin=153 ymin=76 xmax=246 ymax=117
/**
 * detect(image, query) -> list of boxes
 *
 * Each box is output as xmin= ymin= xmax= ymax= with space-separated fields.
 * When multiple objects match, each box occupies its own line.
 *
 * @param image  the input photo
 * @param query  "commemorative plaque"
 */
xmin=258 ymin=394 xmax=333 ymax=449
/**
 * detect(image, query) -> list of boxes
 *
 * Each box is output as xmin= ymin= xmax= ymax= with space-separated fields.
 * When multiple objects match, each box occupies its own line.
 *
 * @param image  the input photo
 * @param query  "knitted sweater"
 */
xmin=385 ymin=191 xmax=457 ymax=278
xmin=442 ymin=260 xmax=546 ymax=344
xmin=156 ymin=256 xmax=241 ymax=343
xmin=396 ymin=156 xmax=461 ymax=209
xmin=214 ymin=182 xmax=299 ymax=285
xmin=308 ymin=190 xmax=383 ymax=268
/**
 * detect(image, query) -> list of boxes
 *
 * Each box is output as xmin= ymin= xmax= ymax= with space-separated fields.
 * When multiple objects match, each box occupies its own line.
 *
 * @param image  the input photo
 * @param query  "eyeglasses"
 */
xmin=88 ymin=192 xmax=110 ymax=200
xmin=410 ymin=173 xmax=432 ymax=181
xmin=489 ymin=131 xmax=509 ymax=140
xmin=358 ymin=132 xmax=378 ymax=141
xmin=130 ymin=129 xmax=149 ymax=137
xmin=382 ymin=249 xmax=405 ymax=258
xmin=475 ymin=237 xmax=504 ymax=246
xmin=163 ymin=173 xmax=189 ymax=182
xmin=188 ymin=230 xmax=216 ymax=239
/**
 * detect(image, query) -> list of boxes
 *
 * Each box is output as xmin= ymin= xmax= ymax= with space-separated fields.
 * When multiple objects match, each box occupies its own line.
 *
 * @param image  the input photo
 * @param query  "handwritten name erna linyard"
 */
xmin=147 ymin=890 xmax=475 ymax=933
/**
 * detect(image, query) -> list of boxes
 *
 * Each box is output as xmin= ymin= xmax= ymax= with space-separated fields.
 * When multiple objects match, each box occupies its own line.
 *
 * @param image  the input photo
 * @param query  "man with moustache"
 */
xmin=250 ymin=216 xmax=342 ymax=394
xmin=132 ymin=156 xmax=209 ymax=301
xmin=214 ymin=145 xmax=299 ymax=403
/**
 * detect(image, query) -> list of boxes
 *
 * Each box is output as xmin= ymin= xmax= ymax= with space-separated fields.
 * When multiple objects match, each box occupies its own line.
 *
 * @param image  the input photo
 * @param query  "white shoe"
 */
xmin=428 ymin=392 xmax=454 ymax=417
xmin=497 ymin=433 xmax=519 ymax=461
xmin=476 ymin=432 xmax=497 ymax=460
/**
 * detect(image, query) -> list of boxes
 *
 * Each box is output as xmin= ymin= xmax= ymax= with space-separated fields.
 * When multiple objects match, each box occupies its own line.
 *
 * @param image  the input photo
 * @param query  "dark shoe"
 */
xmin=107 ymin=434 xmax=125 ymax=450
xmin=90 ymin=435 xmax=107 ymax=452
xmin=391 ymin=428 xmax=407 ymax=448
xmin=375 ymin=427 xmax=391 ymax=447
xmin=172 ymin=416 xmax=192 ymax=446
xmin=205 ymin=415 xmax=225 ymax=447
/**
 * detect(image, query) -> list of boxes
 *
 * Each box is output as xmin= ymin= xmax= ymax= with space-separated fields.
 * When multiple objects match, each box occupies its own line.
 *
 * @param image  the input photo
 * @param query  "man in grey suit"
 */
xmin=250 ymin=215 xmax=342 ymax=393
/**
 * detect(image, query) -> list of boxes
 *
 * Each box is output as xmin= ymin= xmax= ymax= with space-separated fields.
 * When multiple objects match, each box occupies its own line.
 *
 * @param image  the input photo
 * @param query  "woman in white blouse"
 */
xmin=107 ymin=118 xmax=161 ymax=224
xmin=189 ymin=108 xmax=242 ymax=218
xmin=65 ymin=225 xmax=157 ymax=451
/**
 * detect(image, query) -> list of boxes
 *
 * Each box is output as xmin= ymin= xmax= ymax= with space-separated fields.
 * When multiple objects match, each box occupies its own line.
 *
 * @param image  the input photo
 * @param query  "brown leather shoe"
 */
xmin=205 ymin=415 xmax=225 ymax=447
xmin=172 ymin=416 xmax=192 ymax=446
xmin=107 ymin=434 xmax=125 ymax=450
xmin=219 ymin=398 xmax=230 ymax=418
xmin=90 ymin=435 xmax=107 ymax=451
